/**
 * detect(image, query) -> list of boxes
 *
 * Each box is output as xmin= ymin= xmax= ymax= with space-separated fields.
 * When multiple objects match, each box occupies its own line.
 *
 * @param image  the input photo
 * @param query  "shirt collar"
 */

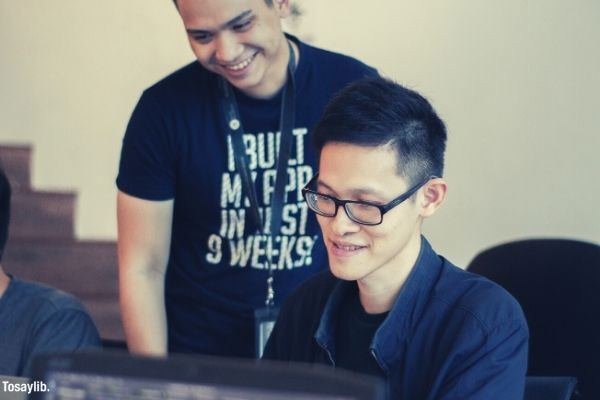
xmin=314 ymin=236 xmax=444 ymax=369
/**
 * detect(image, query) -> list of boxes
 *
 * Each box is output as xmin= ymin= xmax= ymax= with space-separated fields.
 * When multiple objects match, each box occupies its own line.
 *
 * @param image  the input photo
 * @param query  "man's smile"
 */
xmin=219 ymin=52 xmax=258 ymax=72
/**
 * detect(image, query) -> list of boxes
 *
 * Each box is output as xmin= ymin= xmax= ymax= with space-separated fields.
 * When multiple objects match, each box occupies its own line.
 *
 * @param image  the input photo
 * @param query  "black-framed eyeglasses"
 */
xmin=301 ymin=174 xmax=436 ymax=226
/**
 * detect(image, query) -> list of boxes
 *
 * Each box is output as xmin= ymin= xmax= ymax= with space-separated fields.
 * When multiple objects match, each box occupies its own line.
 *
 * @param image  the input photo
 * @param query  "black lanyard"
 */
xmin=219 ymin=41 xmax=296 ymax=308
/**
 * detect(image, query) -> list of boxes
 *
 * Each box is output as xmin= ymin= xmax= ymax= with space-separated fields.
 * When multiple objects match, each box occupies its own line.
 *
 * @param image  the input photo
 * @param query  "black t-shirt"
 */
xmin=117 ymin=35 xmax=376 ymax=357
xmin=335 ymin=284 xmax=388 ymax=379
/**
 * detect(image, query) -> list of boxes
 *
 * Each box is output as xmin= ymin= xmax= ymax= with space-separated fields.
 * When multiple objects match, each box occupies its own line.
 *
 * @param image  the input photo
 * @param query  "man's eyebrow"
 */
xmin=186 ymin=10 xmax=253 ymax=35
xmin=317 ymin=179 xmax=387 ymax=199
xmin=316 ymin=179 xmax=336 ymax=194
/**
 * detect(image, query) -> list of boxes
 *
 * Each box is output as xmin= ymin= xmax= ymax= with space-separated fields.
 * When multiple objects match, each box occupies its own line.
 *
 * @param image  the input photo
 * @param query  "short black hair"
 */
xmin=0 ymin=166 xmax=11 ymax=262
xmin=313 ymin=77 xmax=447 ymax=185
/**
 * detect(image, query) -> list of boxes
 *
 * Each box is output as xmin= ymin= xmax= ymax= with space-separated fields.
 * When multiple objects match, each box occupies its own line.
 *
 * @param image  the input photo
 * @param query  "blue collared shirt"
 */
xmin=265 ymin=237 xmax=529 ymax=399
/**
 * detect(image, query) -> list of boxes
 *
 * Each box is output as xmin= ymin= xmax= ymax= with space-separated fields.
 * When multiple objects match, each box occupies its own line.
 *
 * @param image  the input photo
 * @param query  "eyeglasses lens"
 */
xmin=346 ymin=203 xmax=381 ymax=225
xmin=306 ymin=192 xmax=382 ymax=225
xmin=306 ymin=192 xmax=336 ymax=216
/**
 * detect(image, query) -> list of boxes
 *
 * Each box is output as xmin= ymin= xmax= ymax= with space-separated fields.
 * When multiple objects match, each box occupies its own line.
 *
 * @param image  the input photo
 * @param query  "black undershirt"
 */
xmin=334 ymin=285 xmax=388 ymax=378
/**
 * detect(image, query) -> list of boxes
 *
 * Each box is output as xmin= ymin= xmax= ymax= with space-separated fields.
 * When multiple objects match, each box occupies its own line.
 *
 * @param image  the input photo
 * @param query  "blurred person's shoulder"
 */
xmin=6 ymin=277 xmax=90 ymax=314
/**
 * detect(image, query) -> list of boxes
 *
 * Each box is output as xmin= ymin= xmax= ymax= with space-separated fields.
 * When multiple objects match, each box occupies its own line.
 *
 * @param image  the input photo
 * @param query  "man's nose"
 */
xmin=215 ymin=32 xmax=242 ymax=63
xmin=329 ymin=207 xmax=360 ymax=236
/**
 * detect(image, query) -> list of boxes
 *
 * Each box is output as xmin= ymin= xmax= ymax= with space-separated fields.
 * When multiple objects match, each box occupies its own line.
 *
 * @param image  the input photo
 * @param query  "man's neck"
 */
xmin=357 ymin=234 xmax=423 ymax=314
xmin=243 ymin=38 xmax=298 ymax=99
xmin=0 ymin=266 xmax=10 ymax=298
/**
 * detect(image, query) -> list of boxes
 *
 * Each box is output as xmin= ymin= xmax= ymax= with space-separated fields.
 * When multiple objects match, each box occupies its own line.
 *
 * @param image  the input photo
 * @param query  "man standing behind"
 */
xmin=117 ymin=0 xmax=375 ymax=357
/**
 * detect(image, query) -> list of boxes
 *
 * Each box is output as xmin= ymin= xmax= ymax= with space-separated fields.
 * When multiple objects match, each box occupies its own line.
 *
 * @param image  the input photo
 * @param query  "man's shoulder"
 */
xmin=143 ymin=61 xmax=213 ymax=101
xmin=297 ymin=39 xmax=377 ymax=83
xmin=9 ymin=278 xmax=89 ymax=316
xmin=282 ymin=270 xmax=338 ymax=313
xmin=432 ymin=261 xmax=526 ymax=333
xmin=303 ymin=42 xmax=373 ymax=69
xmin=2 ymin=279 xmax=100 ymax=377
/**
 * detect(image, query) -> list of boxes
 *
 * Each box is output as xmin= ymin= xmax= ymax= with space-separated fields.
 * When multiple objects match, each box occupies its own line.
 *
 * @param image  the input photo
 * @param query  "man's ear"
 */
xmin=419 ymin=178 xmax=447 ymax=218
xmin=273 ymin=0 xmax=292 ymax=18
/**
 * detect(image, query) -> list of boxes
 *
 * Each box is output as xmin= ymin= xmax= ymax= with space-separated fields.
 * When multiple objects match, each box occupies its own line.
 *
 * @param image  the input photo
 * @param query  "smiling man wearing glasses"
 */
xmin=263 ymin=77 xmax=529 ymax=399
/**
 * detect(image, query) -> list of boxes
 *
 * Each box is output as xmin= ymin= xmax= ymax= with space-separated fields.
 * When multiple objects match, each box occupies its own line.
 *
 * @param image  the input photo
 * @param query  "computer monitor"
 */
xmin=29 ymin=352 xmax=384 ymax=400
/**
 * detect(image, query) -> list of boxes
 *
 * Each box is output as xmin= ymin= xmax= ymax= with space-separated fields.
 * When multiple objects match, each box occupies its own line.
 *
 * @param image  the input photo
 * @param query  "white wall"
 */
xmin=1 ymin=1 xmax=598 ymax=266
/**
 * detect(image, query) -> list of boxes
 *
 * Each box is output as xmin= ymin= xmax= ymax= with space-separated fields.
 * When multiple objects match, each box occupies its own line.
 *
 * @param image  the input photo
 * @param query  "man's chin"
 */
xmin=329 ymin=261 xmax=366 ymax=282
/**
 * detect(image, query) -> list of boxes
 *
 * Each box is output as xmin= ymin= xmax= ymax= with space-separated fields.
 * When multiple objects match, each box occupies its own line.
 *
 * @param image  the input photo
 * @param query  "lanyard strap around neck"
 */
xmin=219 ymin=40 xmax=296 ymax=307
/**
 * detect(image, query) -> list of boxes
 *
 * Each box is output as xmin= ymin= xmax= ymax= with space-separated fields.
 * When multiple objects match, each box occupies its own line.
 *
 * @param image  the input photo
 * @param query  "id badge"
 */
xmin=254 ymin=306 xmax=280 ymax=358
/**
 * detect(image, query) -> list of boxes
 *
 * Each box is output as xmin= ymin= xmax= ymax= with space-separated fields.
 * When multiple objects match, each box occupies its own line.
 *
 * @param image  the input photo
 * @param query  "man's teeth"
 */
xmin=335 ymin=243 xmax=363 ymax=251
xmin=225 ymin=55 xmax=254 ymax=71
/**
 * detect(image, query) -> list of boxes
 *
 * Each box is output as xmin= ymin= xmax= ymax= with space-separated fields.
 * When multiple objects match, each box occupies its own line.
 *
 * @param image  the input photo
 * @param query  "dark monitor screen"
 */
xmin=30 ymin=352 xmax=384 ymax=400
